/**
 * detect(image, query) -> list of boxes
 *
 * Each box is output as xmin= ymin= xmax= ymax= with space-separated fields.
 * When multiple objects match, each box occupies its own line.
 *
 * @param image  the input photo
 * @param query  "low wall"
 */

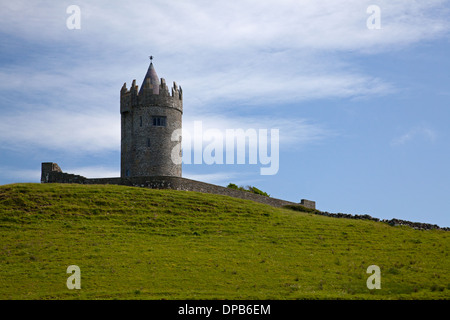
xmin=41 ymin=163 xmax=314 ymax=209
xmin=116 ymin=176 xmax=298 ymax=208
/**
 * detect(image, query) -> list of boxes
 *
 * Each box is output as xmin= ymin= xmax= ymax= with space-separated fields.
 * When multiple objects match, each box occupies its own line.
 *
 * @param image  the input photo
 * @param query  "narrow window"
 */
xmin=147 ymin=138 xmax=150 ymax=147
xmin=152 ymin=116 xmax=167 ymax=127
xmin=140 ymin=116 xmax=142 ymax=127
xmin=126 ymin=169 xmax=130 ymax=177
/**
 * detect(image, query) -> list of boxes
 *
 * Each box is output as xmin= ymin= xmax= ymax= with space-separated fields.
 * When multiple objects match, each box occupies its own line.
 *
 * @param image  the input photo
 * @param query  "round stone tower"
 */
xmin=120 ymin=59 xmax=182 ymax=178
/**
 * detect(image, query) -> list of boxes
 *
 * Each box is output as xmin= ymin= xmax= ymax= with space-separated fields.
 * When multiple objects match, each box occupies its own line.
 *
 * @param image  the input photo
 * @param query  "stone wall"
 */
xmin=116 ymin=176 xmax=299 ymax=208
xmin=283 ymin=204 xmax=449 ymax=231
xmin=41 ymin=162 xmax=314 ymax=209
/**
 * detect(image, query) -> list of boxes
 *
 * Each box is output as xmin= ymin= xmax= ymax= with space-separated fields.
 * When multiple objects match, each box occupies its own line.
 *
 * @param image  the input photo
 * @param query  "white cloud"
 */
xmin=2 ymin=1 xmax=448 ymax=52
xmin=1 ymin=0 xmax=447 ymax=117
xmin=182 ymin=114 xmax=332 ymax=149
xmin=0 ymin=107 xmax=120 ymax=153
xmin=391 ymin=126 xmax=438 ymax=146
xmin=181 ymin=64 xmax=394 ymax=108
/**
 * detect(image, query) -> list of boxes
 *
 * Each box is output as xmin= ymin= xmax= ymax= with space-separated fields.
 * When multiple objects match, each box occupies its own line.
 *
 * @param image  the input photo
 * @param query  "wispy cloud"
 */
xmin=1 ymin=0 xmax=448 ymax=112
xmin=391 ymin=126 xmax=438 ymax=146
xmin=182 ymin=65 xmax=394 ymax=108
xmin=0 ymin=107 xmax=120 ymax=153
xmin=2 ymin=1 xmax=448 ymax=52
xmin=182 ymin=114 xmax=333 ymax=149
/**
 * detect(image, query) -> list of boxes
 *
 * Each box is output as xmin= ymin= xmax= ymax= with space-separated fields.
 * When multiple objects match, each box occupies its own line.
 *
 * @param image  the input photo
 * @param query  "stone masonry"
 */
xmin=120 ymin=62 xmax=182 ymax=178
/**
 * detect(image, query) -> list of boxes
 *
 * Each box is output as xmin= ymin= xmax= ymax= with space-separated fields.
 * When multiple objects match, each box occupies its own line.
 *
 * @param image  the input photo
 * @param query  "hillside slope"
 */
xmin=0 ymin=183 xmax=448 ymax=299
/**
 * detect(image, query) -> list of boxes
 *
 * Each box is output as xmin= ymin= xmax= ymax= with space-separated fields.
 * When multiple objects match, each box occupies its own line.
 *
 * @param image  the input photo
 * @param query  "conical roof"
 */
xmin=139 ymin=62 xmax=159 ymax=95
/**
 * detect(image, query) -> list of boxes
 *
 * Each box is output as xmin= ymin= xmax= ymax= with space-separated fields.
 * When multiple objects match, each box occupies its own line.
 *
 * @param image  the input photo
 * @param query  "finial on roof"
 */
xmin=140 ymin=57 xmax=159 ymax=95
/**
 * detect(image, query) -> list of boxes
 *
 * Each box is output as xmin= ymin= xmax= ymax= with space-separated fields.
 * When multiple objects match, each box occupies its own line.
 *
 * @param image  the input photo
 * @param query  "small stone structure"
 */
xmin=41 ymin=162 xmax=86 ymax=184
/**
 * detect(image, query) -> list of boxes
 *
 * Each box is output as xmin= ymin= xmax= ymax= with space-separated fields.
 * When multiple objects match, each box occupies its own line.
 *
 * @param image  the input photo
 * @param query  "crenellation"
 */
xmin=171 ymin=81 xmax=182 ymax=99
xmin=158 ymin=78 xmax=169 ymax=97
xmin=160 ymin=78 xmax=166 ymax=89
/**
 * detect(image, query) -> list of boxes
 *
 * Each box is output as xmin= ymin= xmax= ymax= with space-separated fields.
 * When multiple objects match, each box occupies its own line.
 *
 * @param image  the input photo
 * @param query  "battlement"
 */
xmin=120 ymin=78 xmax=182 ymax=114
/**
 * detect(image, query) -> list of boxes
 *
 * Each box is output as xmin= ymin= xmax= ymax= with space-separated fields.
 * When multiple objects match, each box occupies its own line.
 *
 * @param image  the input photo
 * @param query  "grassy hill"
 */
xmin=0 ymin=183 xmax=448 ymax=300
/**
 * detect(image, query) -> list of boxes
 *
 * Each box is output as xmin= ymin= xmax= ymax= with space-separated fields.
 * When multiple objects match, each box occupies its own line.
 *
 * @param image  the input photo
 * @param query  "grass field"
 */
xmin=0 ymin=183 xmax=448 ymax=299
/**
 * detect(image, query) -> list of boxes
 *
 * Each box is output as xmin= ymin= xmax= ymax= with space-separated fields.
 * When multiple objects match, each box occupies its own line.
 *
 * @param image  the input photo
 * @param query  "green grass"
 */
xmin=0 ymin=183 xmax=448 ymax=300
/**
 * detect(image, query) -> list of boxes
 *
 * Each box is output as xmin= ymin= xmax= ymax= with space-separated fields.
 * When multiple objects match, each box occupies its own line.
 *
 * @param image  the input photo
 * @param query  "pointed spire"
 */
xmin=139 ymin=57 xmax=159 ymax=95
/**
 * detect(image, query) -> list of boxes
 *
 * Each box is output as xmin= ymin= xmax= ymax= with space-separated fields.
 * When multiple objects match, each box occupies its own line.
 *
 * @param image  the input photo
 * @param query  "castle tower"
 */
xmin=120 ymin=59 xmax=183 ymax=178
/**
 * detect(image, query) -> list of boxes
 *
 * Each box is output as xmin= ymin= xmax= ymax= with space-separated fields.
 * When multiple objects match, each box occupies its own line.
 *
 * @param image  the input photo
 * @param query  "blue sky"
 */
xmin=1 ymin=0 xmax=449 ymax=227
